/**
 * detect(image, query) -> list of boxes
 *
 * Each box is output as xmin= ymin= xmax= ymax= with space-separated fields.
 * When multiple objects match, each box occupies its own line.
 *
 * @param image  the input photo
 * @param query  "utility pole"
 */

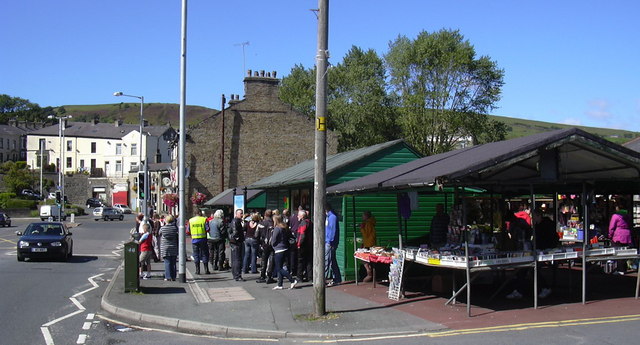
xmin=178 ymin=0 xmax=188 ymax=284
xmin=313 ymin=0 xmax=329 ymax=317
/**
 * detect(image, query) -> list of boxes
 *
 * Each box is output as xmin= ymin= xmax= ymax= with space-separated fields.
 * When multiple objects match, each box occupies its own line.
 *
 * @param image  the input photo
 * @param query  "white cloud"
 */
xmin=585 ymin=99 xmax=613 ymax=120
xmin=562 ymin=118 xmax=582 ymax=126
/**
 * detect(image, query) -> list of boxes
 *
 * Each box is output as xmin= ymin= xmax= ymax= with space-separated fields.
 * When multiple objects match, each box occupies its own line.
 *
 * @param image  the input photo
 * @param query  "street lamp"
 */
xmin=113 ymin=92 xmax=148 ymax=220
xmin=47 ymin=114 xmax=72 ymax=220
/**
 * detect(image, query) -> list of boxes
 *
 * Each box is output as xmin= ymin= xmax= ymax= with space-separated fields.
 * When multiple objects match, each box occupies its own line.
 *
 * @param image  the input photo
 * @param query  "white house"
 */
xmin=26 ymin=119 xmax=176 ymax=208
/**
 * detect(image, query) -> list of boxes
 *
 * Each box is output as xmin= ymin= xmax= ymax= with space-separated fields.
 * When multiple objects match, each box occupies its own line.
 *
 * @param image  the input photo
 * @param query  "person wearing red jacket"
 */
xmin=296 ymin=210 xmax=313 ymax=282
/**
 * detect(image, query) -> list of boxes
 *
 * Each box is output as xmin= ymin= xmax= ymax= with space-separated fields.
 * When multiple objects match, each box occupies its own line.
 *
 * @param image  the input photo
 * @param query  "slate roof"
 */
xmin=27 ymin=122 xmax=171 ymax=139
xmin=247 ymin=139 xmax=410 ymax=189
xmin=327 ymin=128 xmax=640 ymax=195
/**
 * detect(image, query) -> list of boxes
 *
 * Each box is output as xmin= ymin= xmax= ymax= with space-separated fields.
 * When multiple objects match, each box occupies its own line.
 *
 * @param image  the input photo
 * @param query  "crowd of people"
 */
xmin=132 ymin=202 xmax=344 ymax=289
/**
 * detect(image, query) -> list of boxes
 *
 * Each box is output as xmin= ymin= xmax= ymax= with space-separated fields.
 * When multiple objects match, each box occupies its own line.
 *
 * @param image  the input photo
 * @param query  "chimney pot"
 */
xmin=260 ymin=70 xmax=265 ymax=77
xmin=247 ymin=69 xmax=252 ymax=76
xmin=273 ymin=71 xmax=277 ymax=78
xmin=254 ymin=71 xmax=259 ymax=77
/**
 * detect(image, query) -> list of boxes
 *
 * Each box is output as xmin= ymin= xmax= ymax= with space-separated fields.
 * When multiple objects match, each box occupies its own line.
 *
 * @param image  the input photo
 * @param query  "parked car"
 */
xmin=0 ymin=212 xmax=11 ymax=227
xmin=86 ymin=198 xmax=103 ymax=208
xmin=16 ymin=222 xmax=73 ymax=261
xmin=21 ymin=189 xmax=41 ymax=199
xmin=40 ymin=205 xmax=67 ymax=221
xmin=113 ymin=204 xmax=132 ymax=214
xmin=93 ymin=207 xmax=124 ymax=221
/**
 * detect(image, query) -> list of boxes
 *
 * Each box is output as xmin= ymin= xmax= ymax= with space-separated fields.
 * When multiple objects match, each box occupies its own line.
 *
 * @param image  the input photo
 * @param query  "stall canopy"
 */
xmin=204 ymin=188 xmax=264 ymax=207
xmin=327 ymin=128 xmax=640 ymax=195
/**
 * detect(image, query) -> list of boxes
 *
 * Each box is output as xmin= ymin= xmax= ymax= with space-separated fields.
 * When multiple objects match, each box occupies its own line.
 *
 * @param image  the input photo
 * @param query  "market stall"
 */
xmin=328 ymin=128 xmax=640 ymax=316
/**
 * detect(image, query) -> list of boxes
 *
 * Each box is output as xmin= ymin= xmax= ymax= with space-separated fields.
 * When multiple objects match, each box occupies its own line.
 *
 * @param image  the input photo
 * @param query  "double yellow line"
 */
xmin=305 ymin=314 xmax=640 ymax=343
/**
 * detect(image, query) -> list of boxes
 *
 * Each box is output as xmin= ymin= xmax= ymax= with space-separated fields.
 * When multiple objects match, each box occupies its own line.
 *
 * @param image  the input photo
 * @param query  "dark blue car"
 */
xmin=16 ymin=222 xmax=73 ymax=261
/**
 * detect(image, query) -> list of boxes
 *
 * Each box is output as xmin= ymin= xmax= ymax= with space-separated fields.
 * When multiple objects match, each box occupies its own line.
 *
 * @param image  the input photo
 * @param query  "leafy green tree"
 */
xmin=385 ymin=29 xmax=505 ymax=155
xmin=0 ymin=94 xmax=54 ymax=124
xmin=280 ymin=48 xmax=399 ymax=151
xmin=1 ymin=161 xmax=36 ymax=193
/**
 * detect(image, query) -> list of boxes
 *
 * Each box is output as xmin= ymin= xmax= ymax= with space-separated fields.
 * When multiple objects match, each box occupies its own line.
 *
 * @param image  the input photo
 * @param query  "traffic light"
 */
xmin=55 ymin=191 xmax=61 ymax=204
xmin=138 ymin=172 xmax=145 ymax=198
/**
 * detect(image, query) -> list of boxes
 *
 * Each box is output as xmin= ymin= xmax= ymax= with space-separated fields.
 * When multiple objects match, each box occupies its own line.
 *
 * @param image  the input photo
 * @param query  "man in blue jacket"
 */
xmin=325 ymin=203 xmax=342 ymax=286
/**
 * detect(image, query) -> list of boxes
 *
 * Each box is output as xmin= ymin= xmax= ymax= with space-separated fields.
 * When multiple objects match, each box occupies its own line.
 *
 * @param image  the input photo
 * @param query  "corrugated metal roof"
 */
xmin=204 ymin=188 xmax=263 ymax=206
xmin=247 ymin=139 xmax=411 ymax=189
xmin=327 ymin=128 xmax=640 ymax=195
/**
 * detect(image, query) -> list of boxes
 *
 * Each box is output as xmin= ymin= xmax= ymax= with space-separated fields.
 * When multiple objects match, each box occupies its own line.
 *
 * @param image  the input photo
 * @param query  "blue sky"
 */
xmin=2 ymin=1 xmax=639 ymax=131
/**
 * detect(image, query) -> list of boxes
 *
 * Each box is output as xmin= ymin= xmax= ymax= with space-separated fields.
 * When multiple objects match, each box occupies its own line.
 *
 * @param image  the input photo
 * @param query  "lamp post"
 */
xmin=47 ymin=114 xmax=72 ymax=220
xmin=113 ymin=92 xmax=148 ymax=220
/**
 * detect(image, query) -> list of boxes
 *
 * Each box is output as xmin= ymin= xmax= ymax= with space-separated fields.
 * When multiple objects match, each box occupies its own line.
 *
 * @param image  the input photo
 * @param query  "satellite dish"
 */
xmin=162 ymin=177 xmax=172 ymax=187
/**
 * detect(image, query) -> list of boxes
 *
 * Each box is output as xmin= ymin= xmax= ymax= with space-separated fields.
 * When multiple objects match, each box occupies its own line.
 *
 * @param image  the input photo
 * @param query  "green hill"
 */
xmin=490 ymin=115 xmax=638 ymax=145
xmin=59 ymin=103 xmax=217 ymax=127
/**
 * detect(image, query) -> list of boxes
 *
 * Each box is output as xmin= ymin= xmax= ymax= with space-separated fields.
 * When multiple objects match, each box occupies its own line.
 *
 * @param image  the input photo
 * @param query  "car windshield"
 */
xmin=24 ymin=224 xmax=64 ymax=236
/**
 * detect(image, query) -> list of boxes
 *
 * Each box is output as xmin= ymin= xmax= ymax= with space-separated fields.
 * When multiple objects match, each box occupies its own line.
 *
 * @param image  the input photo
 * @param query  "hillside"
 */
xmin=56 ymin=103 xmax=638 ymax=144
xmin=489 ymin=114 xmax=638 ymax=145
xmin=59 ymin=103 xmax=217 ymax=127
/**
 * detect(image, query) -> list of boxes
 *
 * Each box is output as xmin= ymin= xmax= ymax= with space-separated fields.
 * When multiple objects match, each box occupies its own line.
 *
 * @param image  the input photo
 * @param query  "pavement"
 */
xmin=101 ymin=259 xmax=640 ymax=340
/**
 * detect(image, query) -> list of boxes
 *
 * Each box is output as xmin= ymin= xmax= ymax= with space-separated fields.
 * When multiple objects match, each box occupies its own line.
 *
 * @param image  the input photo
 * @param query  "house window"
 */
xmin=13 ymin=140 xmax=17 ymax=150
xmin=131 ymin=143 xmax=137 ymax=156
xmin=66 ymin=157 xmax=72 ymax=168
xmin=0 ymin=153 xmax=3 ymax=161
xmin=115 ymin=160 xmax=122 ymax=173
xmin=116 ymin=143 xmax=122 ymax=155
xmin=130 ymin=162 xmax=138 ymax=172
xmin=0 ymin=138 xmax=3 ymax=149
xmin=66 ymin=140 xmax=72 ymax=151
xmin=80 ymin=159 xmax=85 ymax=169
xmin=91 ymin=142 xmax=97 ymax=153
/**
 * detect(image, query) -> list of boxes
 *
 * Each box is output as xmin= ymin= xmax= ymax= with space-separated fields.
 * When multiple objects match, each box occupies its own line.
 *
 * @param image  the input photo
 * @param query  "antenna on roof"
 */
xmin=234 ymin=41 xmax=250 ymax=77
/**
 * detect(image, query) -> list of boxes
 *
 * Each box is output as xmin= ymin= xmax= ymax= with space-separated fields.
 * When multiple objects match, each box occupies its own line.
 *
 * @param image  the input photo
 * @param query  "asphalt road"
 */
xmin=2 ymin=215 xmax=639 ymax=345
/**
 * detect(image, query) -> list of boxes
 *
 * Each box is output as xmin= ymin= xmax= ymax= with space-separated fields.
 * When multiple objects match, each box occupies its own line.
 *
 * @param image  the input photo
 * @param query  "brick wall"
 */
xmin=186 ymin=70 xmax=338 ymax=211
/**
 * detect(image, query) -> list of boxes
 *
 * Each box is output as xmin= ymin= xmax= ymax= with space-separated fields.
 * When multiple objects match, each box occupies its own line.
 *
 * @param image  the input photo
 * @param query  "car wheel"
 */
xmin=119 ymin=215 xmax=124 ymax=221
xmin=95 ymin=218 xmax=99 ymax=221
xmin=104 ymin=216 xmax=109 ymax=221
xmin=17 ymin=253 xmax=24 ymax=262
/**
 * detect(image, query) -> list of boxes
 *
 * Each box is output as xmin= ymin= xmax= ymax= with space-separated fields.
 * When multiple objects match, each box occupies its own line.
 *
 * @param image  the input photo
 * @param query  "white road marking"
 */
xmin=72 ymin=273 xmax=103 ymax=298
xmin=70 ymin=297 xmax=86 ymax=311
xmin=40 ymin=327 xmax=55 ymax=345
xmin=76 ymin=334 xmax=87 ymax=344
xmin=42 ymin=309 xmax=85 ymax=327
xmin=82 ymin=322 xmax=92 ymax=330
xmin=86 ymin=313 xmax=95 ymax=320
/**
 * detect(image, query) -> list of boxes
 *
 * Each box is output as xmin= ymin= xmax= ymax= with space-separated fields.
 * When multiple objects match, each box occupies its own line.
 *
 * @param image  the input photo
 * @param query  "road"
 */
xmin=1 ymin=215 xmax=639 ymax=345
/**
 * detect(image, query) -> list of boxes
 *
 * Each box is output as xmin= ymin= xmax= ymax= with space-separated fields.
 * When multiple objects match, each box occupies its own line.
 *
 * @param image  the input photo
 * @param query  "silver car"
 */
xmin=93 ymin=207 xmax=124 ymax=221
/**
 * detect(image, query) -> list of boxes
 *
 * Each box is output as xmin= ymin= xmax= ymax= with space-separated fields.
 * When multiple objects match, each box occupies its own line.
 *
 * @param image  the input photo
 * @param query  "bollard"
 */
xmin=70 ymin=213 xmax=75 ymax=223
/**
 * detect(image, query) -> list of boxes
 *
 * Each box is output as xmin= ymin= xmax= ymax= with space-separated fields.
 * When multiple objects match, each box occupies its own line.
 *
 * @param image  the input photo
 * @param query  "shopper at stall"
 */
xmin=359 ymin=211 xmax=377 ymax=282
xmin=270 ymin=214 xmax=298 ymax=290
xmin=609 ymin=199 xmax=633 ymax=275
xmin=532 ymin=209 xmax=559 ymax=250
xmin=430 ymin=204 xmax=449 ymax=248
xmin=325 ymin=203 xmax=342 ymax=286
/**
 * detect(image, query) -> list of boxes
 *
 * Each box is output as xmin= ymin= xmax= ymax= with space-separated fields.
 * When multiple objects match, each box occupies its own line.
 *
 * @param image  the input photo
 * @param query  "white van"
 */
xmin=40 ymin=205 xmax=67 ymax=221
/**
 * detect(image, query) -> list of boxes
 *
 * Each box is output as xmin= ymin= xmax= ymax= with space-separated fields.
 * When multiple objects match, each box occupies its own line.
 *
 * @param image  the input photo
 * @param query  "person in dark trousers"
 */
xmin=243 ymin=213 xmax=261 ymax=274
xmin=186 ymin=210 xmax=210 ymax=275
xmin=256 ymin=209 xmax=276 ymax=284
xmin=429 ymin=204 xmax=449 ymax=248
xmin=286 ymin=208 xmax=299 ymax=277
xmin=325 ymin=203 xmax=342 ymax=286
xmin=296 ymin=209 xmax=313 ymax=282
xmin=609 ymin=199 xmax=633 ymax=275
xmin=159 ymin=215 xmax=179 ymax=281
xmin=207 ymin=209 xmax=226 ymax=271
xmin=229 ymin=209 xmax=246 ymax=281
xmin=270 ymin=214 xmax=298 ymax=290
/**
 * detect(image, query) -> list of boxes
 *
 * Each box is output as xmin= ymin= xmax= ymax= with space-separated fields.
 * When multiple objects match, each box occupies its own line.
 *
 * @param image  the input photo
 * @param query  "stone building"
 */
xmin=186 ymin=69 xmax=339 ymax=207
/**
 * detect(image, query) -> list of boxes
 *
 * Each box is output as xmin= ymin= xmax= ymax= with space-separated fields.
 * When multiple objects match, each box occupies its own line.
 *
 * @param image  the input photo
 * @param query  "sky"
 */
xmin=2 ymin=1 xmax=639 ymax=131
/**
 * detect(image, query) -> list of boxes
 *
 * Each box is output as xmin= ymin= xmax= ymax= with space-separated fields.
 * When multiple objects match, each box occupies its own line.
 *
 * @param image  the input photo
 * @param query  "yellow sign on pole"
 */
xmin=316 ymin=117 xmax=326 ymax=131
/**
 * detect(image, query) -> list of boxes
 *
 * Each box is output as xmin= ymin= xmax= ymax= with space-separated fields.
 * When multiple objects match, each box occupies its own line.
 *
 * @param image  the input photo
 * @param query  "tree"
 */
xmin=1 ymin=161 xmax=36 ymax=193
xmin=280 ymin=48 xmax=399 ymax=151
xmin=0 ymin=94 xmax=55 ymax=124
xmin=385 ymin=29 xmax=505 ymax=155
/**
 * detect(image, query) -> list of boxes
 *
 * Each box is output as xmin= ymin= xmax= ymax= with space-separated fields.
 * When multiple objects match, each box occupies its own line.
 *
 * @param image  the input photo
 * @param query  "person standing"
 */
xmin=243 ymin=213 xmax=261 ymax=274
xmin=609 ymin=199 xmax=633 ymax=275
xmin=137 ymin=222 xmax=153 ymax=279
xmin=296 ymin=209 xmax=313 ymax=282
xmin=270 ymin=214 xmax=298 ymax=290
xmin=151 ymin=213 xmax=162 ymax=263
xmin=359 ymin=211 xmax=377 ymax=282
xmin=325 ymin=203 xmax=342 ymax=286
xmin=207 ymin=209 xmax=226 ymax=271
xmin=187 ymin=210 xmax=210 ymax=275
xmin=229 ymin=209 xmax=246 ymax=281
xmin=429 ymin=204 xmax=449 ymax=248
xmin=159 ymin=215 xmax=179 ymax=281
xmin=256 ymin=209 xmax=275 ymax=284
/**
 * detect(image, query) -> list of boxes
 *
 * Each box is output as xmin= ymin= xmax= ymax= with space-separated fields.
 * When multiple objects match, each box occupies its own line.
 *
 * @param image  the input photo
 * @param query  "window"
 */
xmin=13 ymin=140 xmax=17 ymax=150
xmin=0 ymin=153 xmax=3 ymax=161
xmin=130 ymin=162 xmax=138 ymax=172
xmin=66 ymin=140 xmax=72 ymax=152
xmin=131 ymin=143 xmax=137 ymax=156
xmin=115 ymin=160 xmax=122 ymax=173
xmin=116 ymin=143 xmax=122 ymax=155
xmin=0 ymin=138 xmax=3 ymax=148
xmin=80 ymin=159 xmax=85 ymax=168
xmin=66 ymin=157 xmax=72 ymax=168
xmin=91 ymin=142 xmax=97 ymax=153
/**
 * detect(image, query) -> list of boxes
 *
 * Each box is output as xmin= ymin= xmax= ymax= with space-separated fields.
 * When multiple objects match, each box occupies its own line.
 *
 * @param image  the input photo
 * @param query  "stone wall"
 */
xmin=186 ymin=70 xmax=339 ymax=212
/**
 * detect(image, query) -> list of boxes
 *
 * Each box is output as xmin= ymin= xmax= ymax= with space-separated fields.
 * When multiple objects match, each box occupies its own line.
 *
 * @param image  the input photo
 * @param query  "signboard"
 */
xmin=233 ymin=195 xmax=245 ymax=213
